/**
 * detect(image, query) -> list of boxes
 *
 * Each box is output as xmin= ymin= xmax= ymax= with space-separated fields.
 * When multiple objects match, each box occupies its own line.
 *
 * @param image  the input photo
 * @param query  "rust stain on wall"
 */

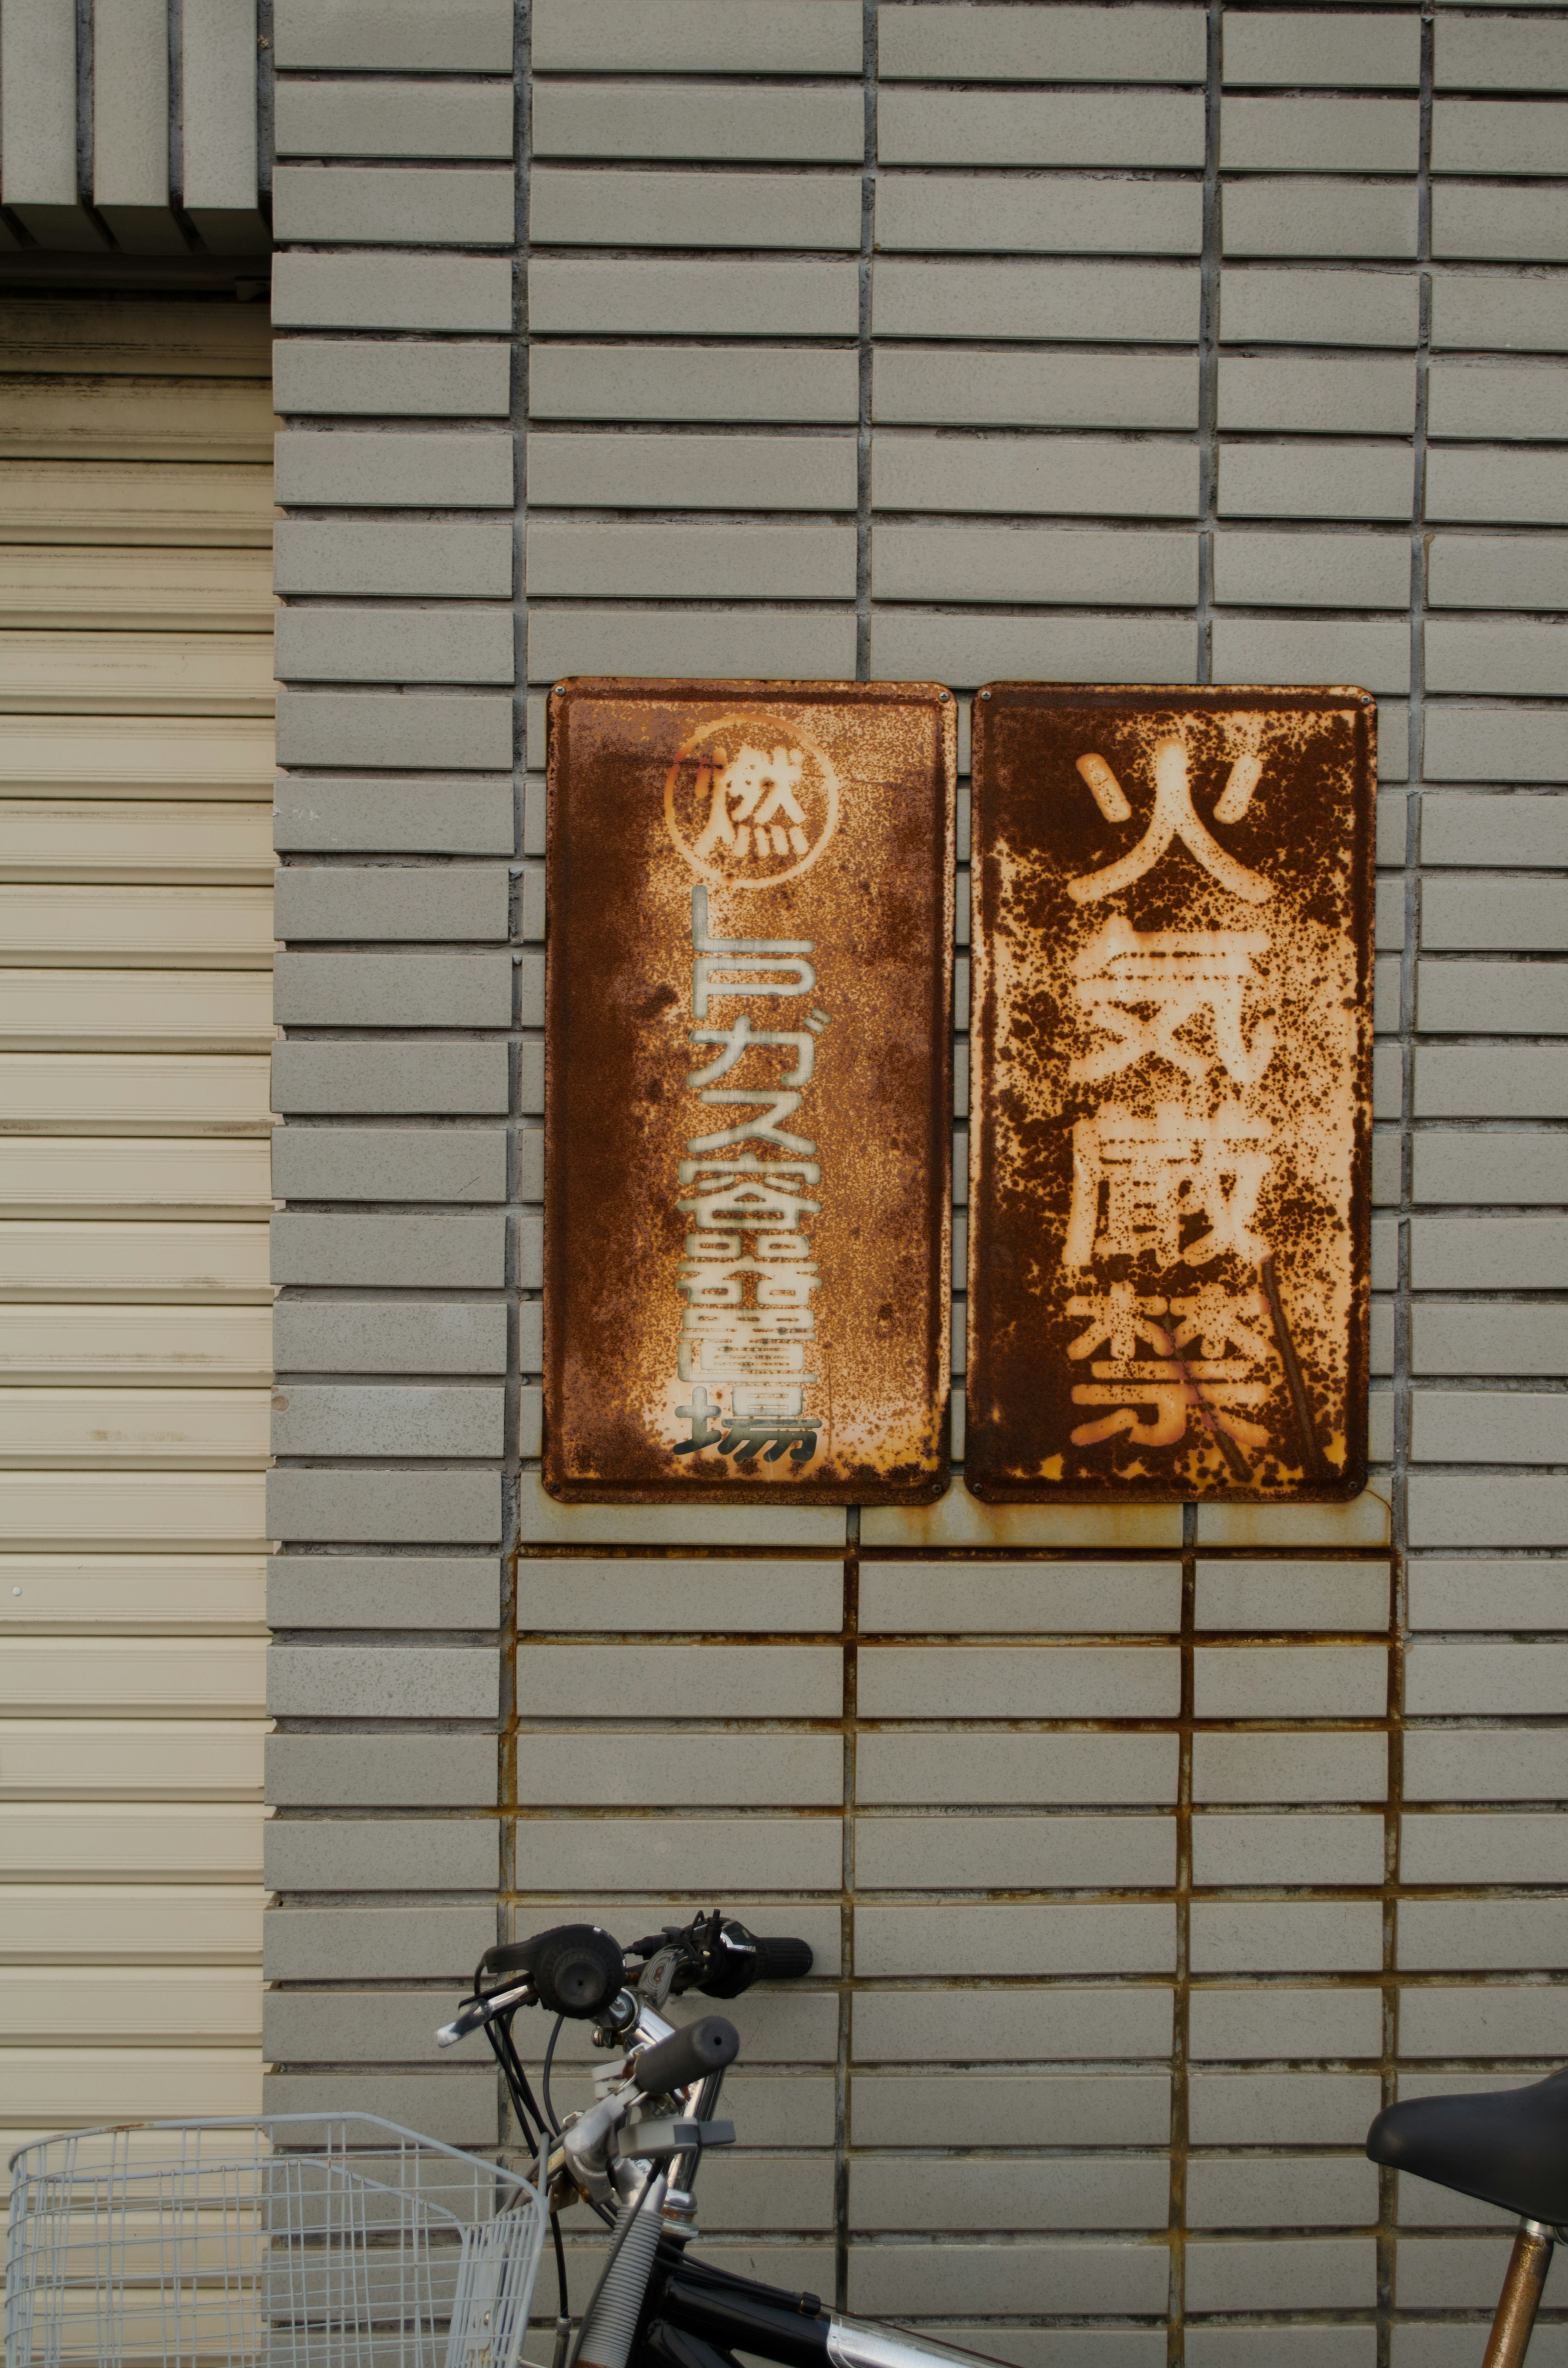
xmin=967 ymin=684 xmax=1375 ymax=1505
xmin=544 ymin=678 xmax=956 ymax=1505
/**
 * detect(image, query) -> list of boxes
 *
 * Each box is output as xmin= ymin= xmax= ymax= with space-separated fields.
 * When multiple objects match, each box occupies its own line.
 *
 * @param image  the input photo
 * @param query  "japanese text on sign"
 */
xmin=674 ymin=885 xmax=831 ymax=1469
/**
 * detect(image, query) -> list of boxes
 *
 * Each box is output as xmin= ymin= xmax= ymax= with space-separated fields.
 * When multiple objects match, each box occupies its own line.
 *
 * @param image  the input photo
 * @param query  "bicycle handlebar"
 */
xmin=438 ymin=1913 xmax=810 ymax=2064
xmin=437 ymin=1915 xmax=809 ymax=2359
xmin=631 ymin=2015 xmax=739 ymax=2095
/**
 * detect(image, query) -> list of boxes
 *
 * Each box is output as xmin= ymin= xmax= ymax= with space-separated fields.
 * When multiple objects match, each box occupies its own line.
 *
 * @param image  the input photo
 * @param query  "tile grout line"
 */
xmin=856 ymin=0 xmax=877 ymax=686
xmin=1177 ymin=0 xmax=1223 ymax=2325
xmin=498 ymin=0 xmax=534 ymax=2154
xmin=1381 ymin=0 xmax=1437 ymax=2343
xmin=837 ymin=1527 xmax=860 ymax=2316
xmin=842 ymin=8 xmax=876 ymax=2287
xmin=1195 ymin=0 xmax=1223 ymax=693
xmin=1169 ymin=1501 xmax=1198 ymax=2368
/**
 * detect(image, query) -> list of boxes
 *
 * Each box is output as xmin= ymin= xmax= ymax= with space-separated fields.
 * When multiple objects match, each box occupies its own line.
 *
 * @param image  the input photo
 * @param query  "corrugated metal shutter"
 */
xmin=0 ymin=299 xmax=274 ymax=2164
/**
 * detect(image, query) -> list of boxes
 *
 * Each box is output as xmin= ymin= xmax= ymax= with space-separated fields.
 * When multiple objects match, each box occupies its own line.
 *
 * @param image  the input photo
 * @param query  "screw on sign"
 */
xmin=966 ymin=685 xmax=1375 ymax=1504
xmin=543 ymin=679 xmax=956 ymax=1505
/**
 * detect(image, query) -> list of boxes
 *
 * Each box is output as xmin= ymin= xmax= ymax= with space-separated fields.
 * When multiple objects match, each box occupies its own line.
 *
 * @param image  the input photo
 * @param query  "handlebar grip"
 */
xmin=632 ymin=2015 xmax=739 ymax=2095
xmin=753 ymin=1936 xmax=813 ymax=1981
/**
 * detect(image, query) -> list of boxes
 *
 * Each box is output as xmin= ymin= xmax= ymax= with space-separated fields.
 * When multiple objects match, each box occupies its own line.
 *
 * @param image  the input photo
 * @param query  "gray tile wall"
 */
xmin=267 ymin=2 xmax=1568 ymax=2361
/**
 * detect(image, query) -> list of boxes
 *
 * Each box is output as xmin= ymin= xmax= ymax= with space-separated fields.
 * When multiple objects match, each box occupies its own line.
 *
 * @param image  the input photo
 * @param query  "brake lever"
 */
xmin=435 ymin=1978 xmax=530 ymax=2048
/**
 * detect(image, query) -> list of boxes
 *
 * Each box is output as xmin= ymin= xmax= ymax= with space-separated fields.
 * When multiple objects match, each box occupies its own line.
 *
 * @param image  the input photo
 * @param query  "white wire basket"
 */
xmin=4 ymin=2114 xmax=545 ymax=2368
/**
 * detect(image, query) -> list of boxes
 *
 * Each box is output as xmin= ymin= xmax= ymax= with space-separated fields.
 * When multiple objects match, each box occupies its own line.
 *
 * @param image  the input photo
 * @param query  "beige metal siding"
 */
xmin=0 ymin=301 xmax=273 ymax=2158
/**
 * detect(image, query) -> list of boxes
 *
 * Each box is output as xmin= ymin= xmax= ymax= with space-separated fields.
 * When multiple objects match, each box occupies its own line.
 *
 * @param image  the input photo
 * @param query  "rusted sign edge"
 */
xmin=542 ymin=676 xmax=958 ymax=1505
xmin=964 ymin=681 xmax=1376 ymax=1505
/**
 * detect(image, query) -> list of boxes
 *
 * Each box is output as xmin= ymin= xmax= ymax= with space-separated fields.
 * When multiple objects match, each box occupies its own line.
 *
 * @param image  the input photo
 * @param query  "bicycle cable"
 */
xmin=535 ymin=2010 xmax=615 ymax=2228
xmin=483 ymin=2020 xmax=535 ymax=2150
xmin=483 ymin=2011 xmax=557 ymax=2166
xmin=550 ymin=2203 xmax=570 ymax=2324
xmin=541 ymin=2010 xmax=566 ymax=2135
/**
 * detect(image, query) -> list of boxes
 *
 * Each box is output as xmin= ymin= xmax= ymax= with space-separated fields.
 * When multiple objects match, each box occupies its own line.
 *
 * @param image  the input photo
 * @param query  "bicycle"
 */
xmin=7 ymin=1909 xmax=1558 ymax=2368
xmin=1368 ymin=2071 xmax=1568 ymax=2368
xmin=449 ymin=1909 xmax=1568 ymax=2368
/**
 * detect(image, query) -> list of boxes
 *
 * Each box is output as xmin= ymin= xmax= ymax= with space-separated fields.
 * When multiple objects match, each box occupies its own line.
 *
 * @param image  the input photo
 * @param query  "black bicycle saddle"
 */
xmin=1367 ymin=2068 xmax=1568 ymax=2225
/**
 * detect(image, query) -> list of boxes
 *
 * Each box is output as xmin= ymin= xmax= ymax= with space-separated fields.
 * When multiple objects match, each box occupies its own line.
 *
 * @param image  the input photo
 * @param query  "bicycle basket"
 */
xmin=4 ymin=2113 xmax=544 ymax=2368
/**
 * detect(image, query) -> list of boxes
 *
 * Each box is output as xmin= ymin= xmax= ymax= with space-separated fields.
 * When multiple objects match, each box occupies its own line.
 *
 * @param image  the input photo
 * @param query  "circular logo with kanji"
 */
xmin=664 ymin=716 xmax=840 ymax=889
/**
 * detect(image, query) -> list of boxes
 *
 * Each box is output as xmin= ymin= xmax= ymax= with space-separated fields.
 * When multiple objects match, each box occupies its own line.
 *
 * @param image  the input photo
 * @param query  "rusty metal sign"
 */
xmin=967 ymin=685 xmax=1375 ymax=1504
xmin=544 ymin=678 xmax=956 ymax=1504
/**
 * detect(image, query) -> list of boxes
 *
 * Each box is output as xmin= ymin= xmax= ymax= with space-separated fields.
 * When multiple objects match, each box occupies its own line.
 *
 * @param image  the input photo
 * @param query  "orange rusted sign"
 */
xmin=544 ymin=678 xmax=956 ymax=1504
xmin=967 ymin=685 xmax=1374 ymax=1504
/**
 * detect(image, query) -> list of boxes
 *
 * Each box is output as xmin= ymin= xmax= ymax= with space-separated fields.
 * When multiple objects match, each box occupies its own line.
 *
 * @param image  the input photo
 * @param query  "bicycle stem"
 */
xmin=556 ymin=1998 xmax=725 ymax=2213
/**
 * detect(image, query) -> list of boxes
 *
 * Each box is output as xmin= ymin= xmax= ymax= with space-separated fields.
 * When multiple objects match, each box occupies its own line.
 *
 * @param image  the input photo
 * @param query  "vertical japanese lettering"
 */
xmin=674 ymin=886 xmax=830 ymax=1469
